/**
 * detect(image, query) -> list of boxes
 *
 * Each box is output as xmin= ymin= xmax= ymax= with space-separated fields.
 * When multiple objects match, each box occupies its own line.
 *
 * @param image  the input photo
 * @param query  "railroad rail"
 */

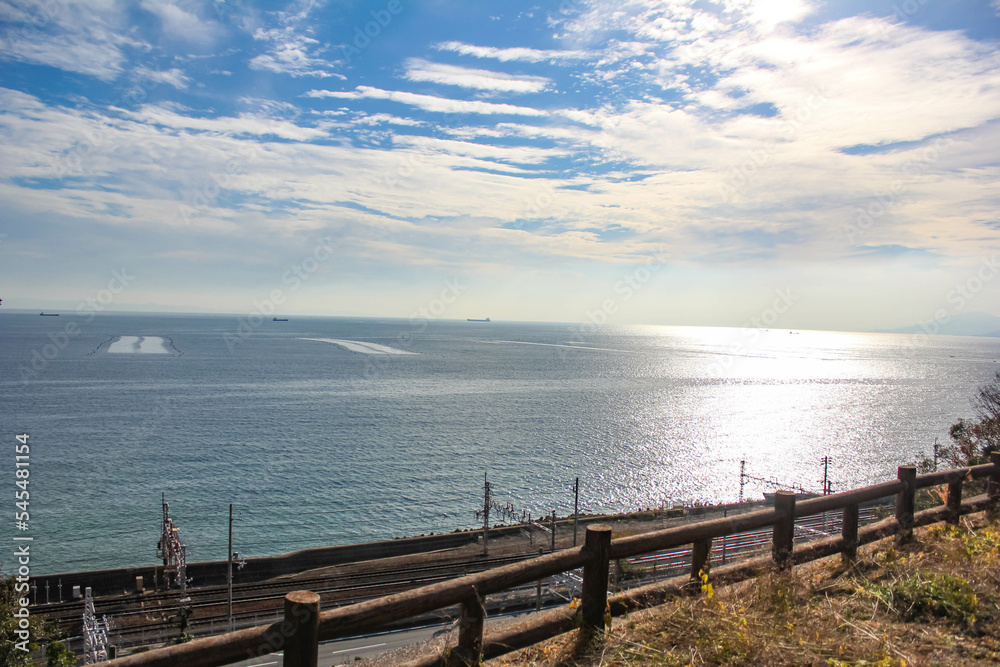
xmin=88 ymin=456 xmax=1000 ymax=667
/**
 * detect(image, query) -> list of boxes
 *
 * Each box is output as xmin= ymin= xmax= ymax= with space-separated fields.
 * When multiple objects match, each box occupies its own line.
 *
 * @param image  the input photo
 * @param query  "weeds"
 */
xmin=496 ymin=513 xmax=1000 ymax=666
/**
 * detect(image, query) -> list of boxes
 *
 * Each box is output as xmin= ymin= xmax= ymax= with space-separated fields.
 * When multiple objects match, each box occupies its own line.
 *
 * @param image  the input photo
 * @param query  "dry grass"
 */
xmin=489 ymin=513 xmax=1000 ymax=667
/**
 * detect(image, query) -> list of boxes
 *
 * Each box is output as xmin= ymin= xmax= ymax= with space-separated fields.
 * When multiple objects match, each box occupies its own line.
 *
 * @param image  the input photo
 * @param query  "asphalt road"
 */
xmin=229 ymin=620 xmax=452 ymax=667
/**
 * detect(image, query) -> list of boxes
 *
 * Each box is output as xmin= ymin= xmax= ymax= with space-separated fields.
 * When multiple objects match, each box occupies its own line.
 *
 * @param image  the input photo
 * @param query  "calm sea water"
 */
xmin=1 ymin=311 xmax=998 ymax=575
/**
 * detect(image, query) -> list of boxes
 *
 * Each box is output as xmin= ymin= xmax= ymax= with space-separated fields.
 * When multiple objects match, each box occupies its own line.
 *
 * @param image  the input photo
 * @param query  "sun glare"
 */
xmin=748 ymin=0 xmax=813 ymax=28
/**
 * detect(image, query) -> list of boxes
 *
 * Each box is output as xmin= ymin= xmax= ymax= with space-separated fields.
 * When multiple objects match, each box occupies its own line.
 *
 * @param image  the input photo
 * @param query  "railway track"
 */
xmin=43 ymin=507 xmax=884 ymax=654
xmin=37 ymin=551 xmax=541 ymax=642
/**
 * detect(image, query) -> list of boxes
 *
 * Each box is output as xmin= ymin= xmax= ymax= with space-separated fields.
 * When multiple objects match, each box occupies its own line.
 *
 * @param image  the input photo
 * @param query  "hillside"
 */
xmin=492 ymin=512 xmax=1000 ymax=666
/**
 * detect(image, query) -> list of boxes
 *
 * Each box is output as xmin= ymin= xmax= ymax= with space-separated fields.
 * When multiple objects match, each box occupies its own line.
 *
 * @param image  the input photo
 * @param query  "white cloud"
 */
xmin=250 ymin=26 xmax=343 ymax=78
xmin=125 ymin=103 xmax=329 ymax=141
xmin=0 ymin=1 xmax=146 ymax=81
xmin=140 ymin=0 xmax=219 ymax=45
xmin=435 ymin=41 xmax=590 ymax=63
xmin=354 ymin=113 xmax=424 ymax=127
xmin=134 ymin=66 xmax=190 ymax=89
xmin=404 ymin=58 xmax=550 ymax=93
xmin=305 ymin=86 xmax=549 ymax=116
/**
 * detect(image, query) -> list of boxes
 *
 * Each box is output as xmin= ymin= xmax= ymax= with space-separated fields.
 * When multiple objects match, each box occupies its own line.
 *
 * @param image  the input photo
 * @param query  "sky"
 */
xmin=0 ymin=0 xmax=999 ymax=332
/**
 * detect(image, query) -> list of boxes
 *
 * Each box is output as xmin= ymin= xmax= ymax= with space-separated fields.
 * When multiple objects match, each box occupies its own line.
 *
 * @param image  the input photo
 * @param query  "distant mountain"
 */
xmin=881 ymin=311 xmax=1000 ymax=337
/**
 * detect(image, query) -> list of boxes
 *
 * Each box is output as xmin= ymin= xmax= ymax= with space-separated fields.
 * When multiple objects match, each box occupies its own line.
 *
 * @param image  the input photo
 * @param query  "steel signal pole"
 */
xmin=228 ymin=504 xmax=233 ymax=632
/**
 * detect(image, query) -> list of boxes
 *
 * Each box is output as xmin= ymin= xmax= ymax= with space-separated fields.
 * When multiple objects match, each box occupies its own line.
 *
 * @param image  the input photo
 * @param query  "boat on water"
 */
xmin=467 ymin=317 xmax=491 ymax=322
xmin=39 ymin=312 xmax=60 ymax=316
xmin=272 ymin=318 xmax=288 ymax=322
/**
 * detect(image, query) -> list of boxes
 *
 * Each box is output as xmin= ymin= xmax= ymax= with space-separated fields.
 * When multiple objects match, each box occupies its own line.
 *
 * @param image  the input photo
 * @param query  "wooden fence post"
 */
xmin=895 ymin=465 xmax=916 ymax=543
xmin=282 ymin=591 xmax=320 ymax=667
xmin=989 ymin=452 xmax=1000 ymax=518
xmin=447 ymin=587 xmax=485 ymax=667
xmin=841 ymin=503 xmax=859 ymax=565
xmin=946 ymin=477 xmax=963 ymax=525
xmin=581 ymin=524 xmax=611 ymax=633
xmin=772 ymin=491 xmax=796 ymax=570
xmin=690 ymin=538 xmax=712 ymax=584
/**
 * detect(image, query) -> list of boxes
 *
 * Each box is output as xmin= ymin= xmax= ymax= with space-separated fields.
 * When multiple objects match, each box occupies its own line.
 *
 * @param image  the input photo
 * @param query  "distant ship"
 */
xmin=272 ymin=317 xmax=288 ymax=322
xmin=39 ymin=312 xmax=60 ymax=316
xmin=467 ymin=317 xmax=491 ymax=322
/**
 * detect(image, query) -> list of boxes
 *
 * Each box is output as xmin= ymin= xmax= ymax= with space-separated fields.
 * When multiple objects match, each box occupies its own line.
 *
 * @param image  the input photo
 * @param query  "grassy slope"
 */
xmin=492 ymin=512 xmax=1000 ymax=667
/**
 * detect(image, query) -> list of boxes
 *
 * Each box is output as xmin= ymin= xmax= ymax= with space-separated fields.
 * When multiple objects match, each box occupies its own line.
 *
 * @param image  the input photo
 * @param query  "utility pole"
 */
xmin=739 ymin=459 xmax=746 ymax=503
xmin=228 ymin=504 xmax=233 ymax=632
xmin=227 ymin=504 xmax=243 ymax=632
xmin=821 ymin=456 xmax=832 ymax=495
xmin=573 ymin=477 xmax=579 ymax=547
xmin=482 ymin=473 xmax=491 ymax=558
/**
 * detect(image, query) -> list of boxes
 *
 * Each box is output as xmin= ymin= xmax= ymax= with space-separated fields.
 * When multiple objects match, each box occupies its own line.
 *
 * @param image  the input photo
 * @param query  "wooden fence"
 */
xmin=94 ymin=454 xmax=1000 ymax=667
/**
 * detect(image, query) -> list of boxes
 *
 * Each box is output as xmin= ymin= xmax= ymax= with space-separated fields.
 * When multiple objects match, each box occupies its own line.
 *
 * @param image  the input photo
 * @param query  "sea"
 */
xmin=1 ymin=310 xmax=998 ymax=576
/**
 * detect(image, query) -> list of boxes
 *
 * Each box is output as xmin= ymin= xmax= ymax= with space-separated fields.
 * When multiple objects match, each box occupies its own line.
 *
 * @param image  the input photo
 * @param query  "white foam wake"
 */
xmin=299 ymin=338 xmax=417 ymax=355
xmin=107 ymin=336 xmax=170 ymax=354
xmin=485 ymin=339 xmax=625 ymax=353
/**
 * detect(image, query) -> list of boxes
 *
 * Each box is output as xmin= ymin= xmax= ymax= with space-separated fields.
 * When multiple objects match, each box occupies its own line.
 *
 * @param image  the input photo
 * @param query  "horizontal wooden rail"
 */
xmin=314 ymin=547 xmax=590 ymax=642
xmin=95 ymin=455 xmax=1000 ymax=667
xmin=794 ymin=479 xmax=904 ymax=516
xmin=609 ymin=506 xmax=779 ymax=560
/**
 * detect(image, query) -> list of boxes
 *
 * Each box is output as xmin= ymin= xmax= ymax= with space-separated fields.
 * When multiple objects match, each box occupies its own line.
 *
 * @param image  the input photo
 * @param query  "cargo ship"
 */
xmin=467 ymin=317 xmax=491 ymax=322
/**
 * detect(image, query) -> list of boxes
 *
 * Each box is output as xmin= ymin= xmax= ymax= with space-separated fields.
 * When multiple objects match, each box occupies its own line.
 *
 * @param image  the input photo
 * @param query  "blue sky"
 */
xmin=1 ymin=0 xmax=999 ymax=331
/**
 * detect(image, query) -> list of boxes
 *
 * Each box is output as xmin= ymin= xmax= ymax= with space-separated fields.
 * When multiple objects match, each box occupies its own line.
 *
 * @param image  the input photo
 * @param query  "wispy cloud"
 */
xmin=140 ymin=0 xmax=220 ymax=46
xmin=404 ymin=58 xmax=551 ymax=93
xmin=250 ymin=27 xmax=343 ymax=78
xmin=0 ymin=1 xmax=146 ymax=81
xmin=435 ymin=40 xmax=590 ymax=63
xmin=305 ymin=86 xmax=549 ymax=116
xmin=133 ymin=66 xmax=191 ymax=90
xmin=125 ymin=103 xmax=329 ymax=141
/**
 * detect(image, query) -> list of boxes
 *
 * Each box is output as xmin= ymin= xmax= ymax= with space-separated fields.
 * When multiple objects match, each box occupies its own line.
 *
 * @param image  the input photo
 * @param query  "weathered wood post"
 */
xmin=989 ymin=452 xmax=1000 ymax=518
xmin=946 ymin=475 xmax=964 ymax=525
xmin=895 ymin=465 xmax=916 ymax=543
xmin=581 ymin=524 xmax=612 ymax=633
xmin=447 ymin=587 xmax=485 ymax=667
xmin=841 ymin=503 xmax=859 ymax=565
xmin=691 ymin=538 xmax=712 ymax=583
xmin=282 ymin=590 xmax=320 ymax=667
xmin=772 ymin=491 xmax=796 ymax=570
